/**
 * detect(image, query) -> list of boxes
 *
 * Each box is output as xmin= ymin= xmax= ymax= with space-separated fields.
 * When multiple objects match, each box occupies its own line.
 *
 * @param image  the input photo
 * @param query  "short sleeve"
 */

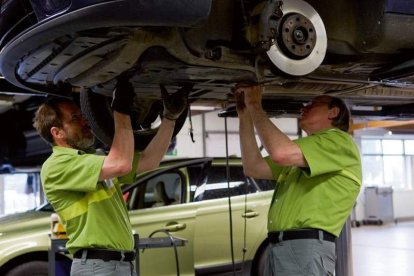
xmin=264 ymin=156 xmax=284 ymax=180
xmin=42 ymin=153 xmax=105 ymax=193
xmin=294 ymin=130 xmax=359 ymax=177
xmin=117 ymin=151 xmax=141 ymax=184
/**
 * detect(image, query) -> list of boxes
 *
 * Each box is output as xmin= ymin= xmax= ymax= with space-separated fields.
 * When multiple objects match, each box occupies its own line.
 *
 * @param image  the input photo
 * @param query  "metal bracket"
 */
xmin=258 ymin=0 xmax=284 ymax=51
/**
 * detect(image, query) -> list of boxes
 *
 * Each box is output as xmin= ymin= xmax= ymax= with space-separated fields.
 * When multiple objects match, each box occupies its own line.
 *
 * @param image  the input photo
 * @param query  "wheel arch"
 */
xmin=250 ymin=238 xmax=270 ymax=276
xmin=0 ymin=251 xmax=71 ymax=275
xmin=0 ymin=251 xmax=47 ymax=275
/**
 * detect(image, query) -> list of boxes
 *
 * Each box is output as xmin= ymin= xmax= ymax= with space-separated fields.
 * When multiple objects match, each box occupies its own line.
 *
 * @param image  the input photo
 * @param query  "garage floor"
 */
xmin=352 ymin=221 xmax=414 ymax=276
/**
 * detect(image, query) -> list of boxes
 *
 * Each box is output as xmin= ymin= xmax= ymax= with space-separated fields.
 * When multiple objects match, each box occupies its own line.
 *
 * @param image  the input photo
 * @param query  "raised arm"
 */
xmin=137 ymin=85 xmax=189 ymax=173
xmin=99 ymin=80 xmax=135 ymax=180
xmin=234 ymin=88 xmax=273 ymax=179
xmin=241 ymin=85 xmax=307 ymax=167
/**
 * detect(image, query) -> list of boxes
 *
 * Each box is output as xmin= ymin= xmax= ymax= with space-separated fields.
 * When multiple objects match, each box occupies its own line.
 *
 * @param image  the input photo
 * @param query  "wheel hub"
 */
xmin=279 ymin=13 xmax=316 ymax=59
xmin=266 ymin=0 xmax=327 ymax=76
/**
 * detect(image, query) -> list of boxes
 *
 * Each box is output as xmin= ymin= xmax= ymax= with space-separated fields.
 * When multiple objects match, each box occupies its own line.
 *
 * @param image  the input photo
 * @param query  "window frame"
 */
xmin=361 ymin=138 xmax=414 ymax=190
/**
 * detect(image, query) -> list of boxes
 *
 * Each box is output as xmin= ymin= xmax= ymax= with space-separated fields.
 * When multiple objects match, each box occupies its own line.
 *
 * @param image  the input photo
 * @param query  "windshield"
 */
xmin=0 ymin=171 xmax=46 ymax=215
xmin=36 ymin=202 xmax=54 ymax=212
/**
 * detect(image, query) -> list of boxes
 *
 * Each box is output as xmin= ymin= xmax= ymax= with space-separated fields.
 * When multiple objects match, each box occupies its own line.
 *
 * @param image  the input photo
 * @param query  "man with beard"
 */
xmin=33 ymin=79 xmax=187 ymax=275
xmin=233 ymin=84 xmax=361 ymax=276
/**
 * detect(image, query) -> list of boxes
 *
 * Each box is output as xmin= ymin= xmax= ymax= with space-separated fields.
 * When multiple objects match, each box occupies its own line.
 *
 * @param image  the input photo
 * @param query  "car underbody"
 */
xmin=2 ymin=0 xmax=414 ymax=162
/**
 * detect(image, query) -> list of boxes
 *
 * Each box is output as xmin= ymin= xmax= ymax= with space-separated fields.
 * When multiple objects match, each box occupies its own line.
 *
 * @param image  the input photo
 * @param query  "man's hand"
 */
xmin=233 ymin=83 xmax=263 ymax=111
xmin=231 ymin=87 xmax=246 ymax=113
xmin=111 ymin=78 xmax=135 ymax=115
xmin=160 ymin=85 xmax=190 ymax=121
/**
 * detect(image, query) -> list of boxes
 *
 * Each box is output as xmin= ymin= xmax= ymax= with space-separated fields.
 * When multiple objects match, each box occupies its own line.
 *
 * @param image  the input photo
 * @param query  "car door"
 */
xmin=191 ymin=162 xmax=273 ymax=274
xmin=123 ymin=158 xmax=212 ymax=276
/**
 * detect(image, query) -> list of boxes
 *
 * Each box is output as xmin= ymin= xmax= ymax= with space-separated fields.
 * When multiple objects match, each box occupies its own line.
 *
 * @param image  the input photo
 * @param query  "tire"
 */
xmin=5 ymin=261 xmax=48 ymax=276
xmin=252 ymin=243 xmax=271 ymax=276
xmin=80 ymin=89 xmax=187 ymax=151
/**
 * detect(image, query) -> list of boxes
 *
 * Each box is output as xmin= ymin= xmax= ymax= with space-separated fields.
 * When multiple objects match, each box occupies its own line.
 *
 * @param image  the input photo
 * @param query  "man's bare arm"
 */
xmin=100 ymin=112 xmax=134 ymax=180
xmin=137 ymin=119 xmax=175 ymax=173
xmin=235 ymin=89 xmax=273 ymax=179
xmin=242 ymin=85 xmax=307 ymax=167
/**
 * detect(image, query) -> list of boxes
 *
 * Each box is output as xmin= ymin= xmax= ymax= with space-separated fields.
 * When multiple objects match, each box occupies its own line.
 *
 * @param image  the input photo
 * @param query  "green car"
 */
xmin=0 ymin=157 xmax=274 ymax=275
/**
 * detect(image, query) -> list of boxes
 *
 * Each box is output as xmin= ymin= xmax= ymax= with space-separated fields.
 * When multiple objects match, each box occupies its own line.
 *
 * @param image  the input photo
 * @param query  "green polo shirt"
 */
xmin=41 ymin=146 xmax=138 ymax=254
xmin=265 ymin=128 xmax=362 ymax=236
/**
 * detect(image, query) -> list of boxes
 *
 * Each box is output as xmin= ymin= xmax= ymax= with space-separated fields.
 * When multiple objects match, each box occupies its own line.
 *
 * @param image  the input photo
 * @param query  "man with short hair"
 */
xmin=234 ymin=84 xmax=361 ymax=276
xmin=33 ymin=80 xmax=187 ymax=275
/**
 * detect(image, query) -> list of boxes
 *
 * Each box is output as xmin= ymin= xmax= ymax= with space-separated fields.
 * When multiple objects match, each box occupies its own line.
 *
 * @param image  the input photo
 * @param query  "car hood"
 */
xmin=0 ymin=211 xmax=51 ymax=234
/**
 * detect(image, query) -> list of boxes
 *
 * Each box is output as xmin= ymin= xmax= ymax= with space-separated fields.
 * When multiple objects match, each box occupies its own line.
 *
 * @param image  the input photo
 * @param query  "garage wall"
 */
xmin=175 ymin=111 xmax=414 ymax=222
xmin=174 ymin=111 xmax=299 ymax=157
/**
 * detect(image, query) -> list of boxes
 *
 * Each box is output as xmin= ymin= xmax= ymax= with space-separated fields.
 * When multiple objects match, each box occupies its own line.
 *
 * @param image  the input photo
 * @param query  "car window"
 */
xmin=192 ymin=165 xmax=256 ymax=201
xmin=185 ymin=161 xmax=210 ymax=201
xmin=251 ymin=178 xmax=276 ymax=191
xmin=0 ymin=171 xmax=46 ymax=215
xmin=124 ymin=159 xmax=274 ymax=209
xmin=126 ymin=171 xmax=184 ymax=210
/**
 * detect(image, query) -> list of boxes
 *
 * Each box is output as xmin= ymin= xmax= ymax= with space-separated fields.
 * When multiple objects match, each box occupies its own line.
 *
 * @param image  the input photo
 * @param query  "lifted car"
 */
xmin=1 ymin=0 xmax=414 ymax=154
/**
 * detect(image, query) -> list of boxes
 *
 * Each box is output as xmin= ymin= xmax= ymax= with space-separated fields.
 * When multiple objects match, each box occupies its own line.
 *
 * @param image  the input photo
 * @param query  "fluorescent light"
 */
xmin=190 ymin=105 xmax=216 ymax=111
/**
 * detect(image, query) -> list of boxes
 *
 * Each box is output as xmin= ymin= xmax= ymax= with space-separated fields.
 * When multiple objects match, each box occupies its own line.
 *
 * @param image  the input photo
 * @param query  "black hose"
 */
xmin=224 ymin=116 xmax=236 ymax=275
xmin=146 ymin=229 xmax=181 ymax=276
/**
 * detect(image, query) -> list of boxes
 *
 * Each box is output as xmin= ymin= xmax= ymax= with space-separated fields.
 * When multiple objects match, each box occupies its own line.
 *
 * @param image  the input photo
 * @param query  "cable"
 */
xmin=224 ymin=116 xmax=236 ymax=275
xmin=188 ymin=107 xmax=195 ymax=143
xmin=145 ymin=229 xmax=180 ymax=276
xmin=240 ymin=179 xmax=249 ymax=272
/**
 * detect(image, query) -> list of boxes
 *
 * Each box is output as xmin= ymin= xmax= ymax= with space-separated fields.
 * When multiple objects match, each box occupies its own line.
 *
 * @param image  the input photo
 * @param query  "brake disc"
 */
xmin=266 ymin=0 xmax=327 ymax=76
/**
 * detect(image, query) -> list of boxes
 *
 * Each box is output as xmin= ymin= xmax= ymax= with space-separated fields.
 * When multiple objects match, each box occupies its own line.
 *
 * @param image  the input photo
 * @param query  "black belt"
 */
xmin=74 ymin=248 xmax=136 ymax=262
xmin=268 ymin=229 xmax=336 ymax=244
